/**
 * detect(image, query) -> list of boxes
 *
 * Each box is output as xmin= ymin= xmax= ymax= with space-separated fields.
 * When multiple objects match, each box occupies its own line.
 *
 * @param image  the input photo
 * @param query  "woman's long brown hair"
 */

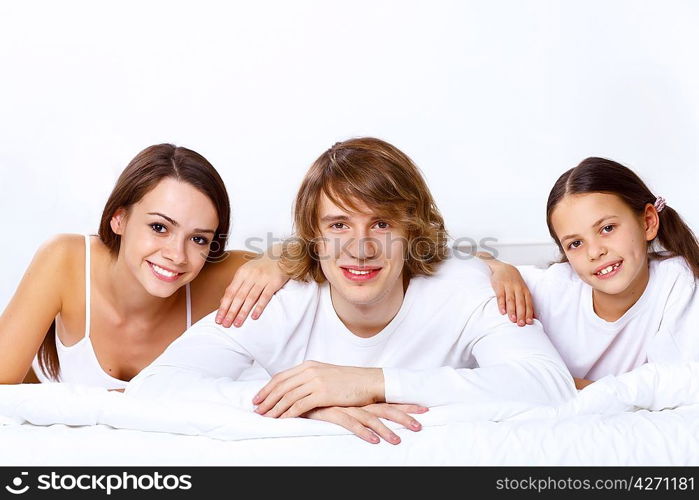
xmin=37 ymin=144 xmax=230 ymax=380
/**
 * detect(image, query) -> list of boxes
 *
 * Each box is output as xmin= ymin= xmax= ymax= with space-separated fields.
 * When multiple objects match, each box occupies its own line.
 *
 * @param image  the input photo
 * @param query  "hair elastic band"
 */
xmin=654 ymin=196 xmax=666 ymax=213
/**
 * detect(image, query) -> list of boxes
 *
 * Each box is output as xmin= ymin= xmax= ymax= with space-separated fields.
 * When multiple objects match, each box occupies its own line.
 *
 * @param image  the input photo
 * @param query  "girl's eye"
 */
xmin=602 ymin=225 xmax=615 ymax=233
xmin=192 ymin=236 xmax=210 ymax=246
xmin=568 ymin=240 xmax=582 ymax=250
xmin=331 ymin=223 xmax=347 ymax=230
xmin=374 ymin=221 xmax=390 ymax=229
xmin=150 ymin=223 xmax=167 ymax=233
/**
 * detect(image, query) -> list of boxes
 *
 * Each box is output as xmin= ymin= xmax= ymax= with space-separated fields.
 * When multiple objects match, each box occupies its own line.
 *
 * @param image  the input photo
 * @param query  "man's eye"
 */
xmin=331 ymin=223 xmax=346 ymax=230
xmin=375 ymin=221 xmax=390 ymax=229
xmin=150 ymin=223 xmax=167 ymax=233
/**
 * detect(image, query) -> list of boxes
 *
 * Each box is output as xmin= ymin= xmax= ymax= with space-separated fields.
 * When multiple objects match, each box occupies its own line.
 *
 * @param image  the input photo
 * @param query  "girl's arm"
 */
xmin=0 ymin=236 xmax=71 ymax=383
xmin=476 ymin=252 xmax=535 ymax=327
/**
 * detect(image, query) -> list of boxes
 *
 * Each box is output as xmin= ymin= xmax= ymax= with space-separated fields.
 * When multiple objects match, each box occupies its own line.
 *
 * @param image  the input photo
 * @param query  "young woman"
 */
xmin=0 ymin=144 xmax=288 ymax=389
xmin=484 ymin=157 xmax=699 ymax=389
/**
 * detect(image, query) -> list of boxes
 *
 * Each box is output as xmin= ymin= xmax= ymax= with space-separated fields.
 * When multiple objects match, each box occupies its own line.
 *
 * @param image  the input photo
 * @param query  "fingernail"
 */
xmin=252 ymin=394 xmax=261 ymax=404
xmin=251 ymin=313 xmax=259 ymax=320
xmin=391 ymin=434 xmax=401 ymax=444
xmin=234 ymin=320 xmax=242 ymax=327
xmin=215 ymin=315 xmax=222 ymax=324
xmin=518 ymin=320 xmax=524 ymax=327
xmin=526 ymin=319 xmax=533 ymax=325
xmin=510 ymin=315 xmax=516 ymax=321
xmin=370 ymin=436 xmax=379 ymax=444
xmin=410 ymin=421 xmax=421 ymax=430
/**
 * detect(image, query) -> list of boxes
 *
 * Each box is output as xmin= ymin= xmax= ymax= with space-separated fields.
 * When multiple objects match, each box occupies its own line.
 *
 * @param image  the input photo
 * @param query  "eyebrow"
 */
xmin=148 ymin=212 xmax=216 ymax=234
xmin=320 ymin=215 xmax=351 ymax=223
xmin=560 ymin=215 xmax=618 ymax=242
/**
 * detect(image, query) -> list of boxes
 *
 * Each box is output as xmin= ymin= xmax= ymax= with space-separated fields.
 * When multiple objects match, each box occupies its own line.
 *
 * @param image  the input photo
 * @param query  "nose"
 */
xmin=161 ymin=235 xmax=188 ymax=266
xmin=346 ymin=227 xmax=378 ymax=261
xmin=586 ymin=239 xmax=607 ymax=262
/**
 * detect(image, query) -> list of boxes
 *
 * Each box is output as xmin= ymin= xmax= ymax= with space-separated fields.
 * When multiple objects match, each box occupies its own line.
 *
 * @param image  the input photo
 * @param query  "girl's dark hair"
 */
xmin=37 ymin=144 xmax=230 ymax=381
xmin=546 ymin=157 xmax=699 ymax=279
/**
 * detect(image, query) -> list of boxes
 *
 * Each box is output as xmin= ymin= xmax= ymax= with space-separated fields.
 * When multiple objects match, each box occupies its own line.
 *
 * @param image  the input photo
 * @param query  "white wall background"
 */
xmin=1 ymin=0 xmax=698 ymax=308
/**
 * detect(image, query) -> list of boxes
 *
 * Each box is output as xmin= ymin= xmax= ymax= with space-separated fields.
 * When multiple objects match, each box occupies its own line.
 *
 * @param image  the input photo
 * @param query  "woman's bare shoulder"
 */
xmin=36 ymin=233 xmax=85 ymax=265
xmin=189 ymin=250 xmax=258 ymax=312
xmin=194 ymin=250 xmax=257 ymax=284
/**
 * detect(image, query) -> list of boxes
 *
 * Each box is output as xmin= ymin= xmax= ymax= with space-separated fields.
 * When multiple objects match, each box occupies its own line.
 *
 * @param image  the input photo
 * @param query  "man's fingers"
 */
xmin=364 ymin=404 xmax=422 ymax=432
xmin=345 ymin=407 xmax=401 ymax=444
xmin=251 ymin=287 xmax=274 ymax=320
xmin=232 ymin=284 xmax=264 ymax=327
xmin=515 ymin=288 xmax=526 ymax=327
xmin=505 ymin=293 xmax=517 ymax=323
xmin=253 ymin=362 xmax=316 ymax=405
xmin=221 ymin=281 xmax=254 ymax=327
xmin=525 ymin=291 xmax=535 ymax=325
xmin=307 ymin=408 xmax=380 ymax=444
xmin=494 ymin=284 xmax=506 ymax=315
xmin=258 ymin=380 xmax=314 ymax=417
xmin=216 ymin=280 xmax=242 ymax=324
xmin=383 ymin=404 xmax=428 ymax=414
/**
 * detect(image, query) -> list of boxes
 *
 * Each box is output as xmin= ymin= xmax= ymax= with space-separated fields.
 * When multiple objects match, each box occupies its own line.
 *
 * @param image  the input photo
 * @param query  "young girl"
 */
xmin=0 ymin=144 xmax=288 ymax=389
xmin=485 ymin=157 xmax=699 ymax=389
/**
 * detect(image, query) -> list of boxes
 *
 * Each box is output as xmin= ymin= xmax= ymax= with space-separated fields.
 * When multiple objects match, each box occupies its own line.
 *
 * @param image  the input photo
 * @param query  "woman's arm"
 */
xmin=0 ymin=235 xmax=72 ymax=383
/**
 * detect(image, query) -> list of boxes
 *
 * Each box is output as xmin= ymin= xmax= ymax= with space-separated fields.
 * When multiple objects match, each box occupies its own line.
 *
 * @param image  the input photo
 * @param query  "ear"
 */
xmin=643 ymin=203 xmax=660 ymax=241
xmin=110 ymin=208 xmax=128 ymax=235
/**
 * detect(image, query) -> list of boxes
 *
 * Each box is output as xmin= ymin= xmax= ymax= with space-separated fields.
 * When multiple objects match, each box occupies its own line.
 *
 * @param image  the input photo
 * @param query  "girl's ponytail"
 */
xmin=655 ymin=206 xmax=699 ymax=279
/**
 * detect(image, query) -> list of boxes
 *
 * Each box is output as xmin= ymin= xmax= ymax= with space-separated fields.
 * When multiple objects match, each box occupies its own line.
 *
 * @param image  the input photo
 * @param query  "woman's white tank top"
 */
xmin=31 ymin=235 xmax=192 ymax=389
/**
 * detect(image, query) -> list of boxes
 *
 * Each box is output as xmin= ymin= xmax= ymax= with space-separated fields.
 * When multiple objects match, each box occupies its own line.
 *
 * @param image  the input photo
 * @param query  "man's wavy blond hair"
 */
xmin=281 ymin=137 xmax=449 ymax=283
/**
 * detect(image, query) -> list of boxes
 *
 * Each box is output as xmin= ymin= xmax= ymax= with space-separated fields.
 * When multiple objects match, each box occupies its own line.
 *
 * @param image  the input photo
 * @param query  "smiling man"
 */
xmin=126 ymin=137 xmax=575 ymax=443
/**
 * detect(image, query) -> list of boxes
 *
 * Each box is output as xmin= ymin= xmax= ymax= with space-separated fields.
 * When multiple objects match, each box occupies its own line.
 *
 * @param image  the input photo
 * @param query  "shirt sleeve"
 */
xmin=648 ymin=268 xmax=699 ymax=363
xmin=383 ymin=298 xmax=576 ymax=407
xmin=125 ymin=312 xmax=269 ymax=409
xmin=515 ymin=265 xmax=546 ymax=294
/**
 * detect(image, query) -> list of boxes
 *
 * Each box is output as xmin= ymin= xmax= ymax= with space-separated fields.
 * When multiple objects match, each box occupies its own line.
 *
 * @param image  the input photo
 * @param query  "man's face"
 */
xmin=315 ymin=193 xmax=407 ymax=309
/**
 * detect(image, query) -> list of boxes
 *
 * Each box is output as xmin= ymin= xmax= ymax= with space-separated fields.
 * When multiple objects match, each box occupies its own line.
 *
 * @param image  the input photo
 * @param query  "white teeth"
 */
xmin=347 ymin=269 xmax=372 ymax=275
xmin=596 ymin=262 xmax=621 ymax=276
xmin=152 ymin=263 xmax=178 ymax=278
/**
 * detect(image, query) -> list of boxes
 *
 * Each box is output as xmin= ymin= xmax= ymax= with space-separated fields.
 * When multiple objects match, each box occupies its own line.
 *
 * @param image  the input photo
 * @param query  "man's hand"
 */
xmin=252 ymin=361 xmax=385 ymax=418
xmin=304 ymin=403 xmax=428 ymax=444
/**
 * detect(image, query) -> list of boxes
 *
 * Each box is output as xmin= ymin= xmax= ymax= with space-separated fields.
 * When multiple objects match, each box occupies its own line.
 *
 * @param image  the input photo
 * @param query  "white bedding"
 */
xmin=2 ymin=362 xmax=698 ymax=465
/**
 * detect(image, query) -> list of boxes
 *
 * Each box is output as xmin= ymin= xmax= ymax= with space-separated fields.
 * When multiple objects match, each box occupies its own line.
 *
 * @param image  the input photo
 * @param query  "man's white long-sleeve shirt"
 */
xmin=127 ymin=258 xmax=575 ymax=409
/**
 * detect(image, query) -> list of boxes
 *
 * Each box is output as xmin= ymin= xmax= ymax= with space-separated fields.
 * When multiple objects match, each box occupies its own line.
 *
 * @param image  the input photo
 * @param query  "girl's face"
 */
xmin=550 ymin=192 xmax=659 ymax=297
xmin=111 ymin=177 xmax=219 ymax=298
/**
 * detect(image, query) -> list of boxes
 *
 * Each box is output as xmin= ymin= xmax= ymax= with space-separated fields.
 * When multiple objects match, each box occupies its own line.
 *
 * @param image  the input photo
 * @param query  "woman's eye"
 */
xmin=192 ymin=236 xmax=210 ymax=246
xmin=150 ymin=223 xmax=167 ymax=233
xmin=568 ymin=240 xmax=582 ymax=250
xmin=602 ymin=225 xmax=615 ymax=233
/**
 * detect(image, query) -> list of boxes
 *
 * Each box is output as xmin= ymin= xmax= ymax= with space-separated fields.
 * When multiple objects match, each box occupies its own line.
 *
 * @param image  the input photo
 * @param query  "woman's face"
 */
xmin=112 ymin=177 xmax=219 ymax=298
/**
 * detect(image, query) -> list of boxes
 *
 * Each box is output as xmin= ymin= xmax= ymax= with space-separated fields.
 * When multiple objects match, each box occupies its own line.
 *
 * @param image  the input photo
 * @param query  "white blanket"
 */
xmin=2 ymin=362 xmax=698 ymax=465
